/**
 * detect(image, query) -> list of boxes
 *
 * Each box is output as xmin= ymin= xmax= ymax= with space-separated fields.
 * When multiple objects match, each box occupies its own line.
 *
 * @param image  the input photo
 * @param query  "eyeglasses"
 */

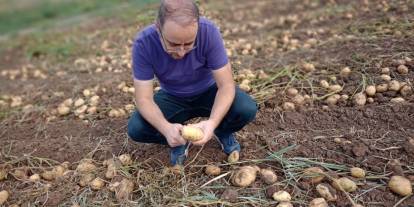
xmin=158 ymin=27 xmax=197 ymax=53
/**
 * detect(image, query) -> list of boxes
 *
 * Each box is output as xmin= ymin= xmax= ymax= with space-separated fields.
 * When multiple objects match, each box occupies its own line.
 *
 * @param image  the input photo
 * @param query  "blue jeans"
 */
xmin=127 ymin=84 xmax=257 ymax=152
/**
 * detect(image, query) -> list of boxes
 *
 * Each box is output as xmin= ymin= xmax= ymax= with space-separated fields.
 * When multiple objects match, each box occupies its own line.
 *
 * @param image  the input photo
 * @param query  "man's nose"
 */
xmin=177 ymin=49 xmax=186 ymax=57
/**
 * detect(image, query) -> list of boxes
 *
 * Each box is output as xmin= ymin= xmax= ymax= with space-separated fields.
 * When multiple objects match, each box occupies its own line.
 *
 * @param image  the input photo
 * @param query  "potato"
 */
xmin=332 ymin=177 xmax=357 ymax=192
xmin=309 ymin=198 xmax=328 ymax=207
xmin=329 ymin=85 xmax=342 ymax=93
xmin=108 ymin=109 xmax=120 ymax=117
xmin=381 ymin=67 xmax=390 ymax=74
xmin=353 ymin=93 xmax=367 ymax=106
xmin=57 ymin=105 xmax=71 ymax=116
xmin=389 ymin=80 xmax=401 ymax=91
xmin=41 ymin=170 xmax=56 ymax=181
xmin=400 ymin=85 xmax=412 ymax=97
xmin=90 ymin=177 xmax=105 ymax=190
xmin=276 ymin=202 xmax=293 ymax=207
xmin=320 ymin=80 xmax=330 ymax=89
xmin=303 ymin=167 xmax=325 ymax=184
xmin=340 ymin=94 xmax=349 ymax=101
xmin=325 ymin=95 xmax=340 ymax=106
xmin=74 ymin=98 xmax=85 ymax=107
xmin=350 ymin=167 xmax=366 ymax=178
xmin=272 ymin=190 xmax=291 ymax=202
xmin=260 ymin=168 xmax=277 ymax=184
xmin=83 ymin=89 xmax=91 ymax=97
xmin=29 ymin=174 xmax=41 ymax=182
xmin=381 ymin=74 xmax=391 ymax=81
xmin=74 ymin=105 xmax=87 ymax=116
xmin=53 ymin=165 xmax=67 ymax=177
xmin=241 ymin=79 xmax=251 ymax=85
xmin=181 ymin=126 xmax=204 ymax=141
xmin=367 ymin=97 xmax=374 ymax=103
xmin=283 ymin=102 xmax=295 ymax=111
xmin=104 ymin=159 xmax=117 ymax=179
xmin=115 ymin=178 xmax=135 ymax=201
xmin=205 ymin=165 xmax=221 ymax=176
xmin=239 ymin=83 xmax=251 ymax=92
xmin=228 ymin=151 xmax=240 ymax=163
xmin=232 ymin=166 xmax=258 ymax=187
xmin=89 ymin=95 xmax=100 ymax=106
xmin=316 ymin=184 xmax=337 ymax=201
xmin=303 ymin=63 xmax=315 ymax=73
xmin=388 ymin=176 xmax=412 ymax=196
xmin=292 ymin=94 xmax=305 ymax=106
xmin=340 ymin=67 xmax=352 ymax=78
xmin=376 ymin=84 xmax=388 ymax=93
xmin=286 ymin=88 xmax=298 ymax=97
xmin=62 ymin=98 xmax=73 ymax=107
xmin=391 ymin=97 xmax=405 ymax=103
xmin=76 ymin=159 xmax=97 ymax=173
xmin=86 ymin=106 xmax=97 ymax=114
xmin=0 ymin=190 xmax=9 ymax=205
xmin=12 ymin=168 xmax=28 ymax=180
xmin=0 ymin=168 xmax=7 ymax=181
xmin=109 ymin=181 xmax=120 ymax=192
xmin=397 ymin=65 xmax=409 ymax=74
xmin=118 ymin=154 xmax=133 ymax=166
xmin=365 ymin=85 xmax=376 ymax=96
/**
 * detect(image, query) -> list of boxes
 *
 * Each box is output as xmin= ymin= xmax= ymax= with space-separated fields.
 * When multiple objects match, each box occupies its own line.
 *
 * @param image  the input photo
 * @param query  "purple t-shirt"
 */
xmin=132 ymin=17 xmax=228 ymax=97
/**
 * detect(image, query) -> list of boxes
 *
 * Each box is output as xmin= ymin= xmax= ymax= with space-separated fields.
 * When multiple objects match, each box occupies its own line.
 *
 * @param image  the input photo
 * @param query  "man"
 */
xmin=127 ymin=0 xmax=257 ymax=168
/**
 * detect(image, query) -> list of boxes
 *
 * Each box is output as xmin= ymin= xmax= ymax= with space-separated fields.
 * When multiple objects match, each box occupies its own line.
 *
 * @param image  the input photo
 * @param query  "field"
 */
xmin=0 ymin=0 xmax=413 ymax=206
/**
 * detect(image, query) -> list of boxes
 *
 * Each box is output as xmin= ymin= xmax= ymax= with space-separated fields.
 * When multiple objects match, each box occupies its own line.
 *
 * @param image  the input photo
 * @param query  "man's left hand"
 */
xmin=191 ymin=120 xmax=217 ymax=146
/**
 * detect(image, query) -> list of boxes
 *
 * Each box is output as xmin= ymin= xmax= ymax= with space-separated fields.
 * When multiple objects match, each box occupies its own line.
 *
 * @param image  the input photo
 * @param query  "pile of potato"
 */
xmin=0 ymin=95 xmax=24 ymax=108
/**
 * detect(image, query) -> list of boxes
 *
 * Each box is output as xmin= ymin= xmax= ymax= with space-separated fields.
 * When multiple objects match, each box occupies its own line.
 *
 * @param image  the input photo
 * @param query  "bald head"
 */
xmin=157 ymin=0 xmax=199 ymax=28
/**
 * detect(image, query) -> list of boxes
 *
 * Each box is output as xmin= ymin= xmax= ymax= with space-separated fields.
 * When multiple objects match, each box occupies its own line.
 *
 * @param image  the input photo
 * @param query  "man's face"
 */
xmin=159 ymin=20 xmax=198 ymax=59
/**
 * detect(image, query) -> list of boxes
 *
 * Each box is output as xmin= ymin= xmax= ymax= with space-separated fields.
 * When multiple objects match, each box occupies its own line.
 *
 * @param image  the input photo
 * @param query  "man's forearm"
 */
xmin=209 ymin=84 xmax=235 ymax=128
xmin=136 ymin=99 xmax=170 ymax=135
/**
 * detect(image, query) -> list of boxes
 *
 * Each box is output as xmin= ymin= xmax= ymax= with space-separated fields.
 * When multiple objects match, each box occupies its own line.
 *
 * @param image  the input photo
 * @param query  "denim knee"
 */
xmin=127 ymin=111 xmax=146 ymax=141
xmin=234 ymin=97 xmax=258 ymax=124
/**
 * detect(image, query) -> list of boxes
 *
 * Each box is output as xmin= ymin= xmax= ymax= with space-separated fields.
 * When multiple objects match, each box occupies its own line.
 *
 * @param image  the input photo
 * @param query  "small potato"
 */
xmin=340 ymin=67 xmax=352 ymax=78
xmin=381 ymin=67 xmax=390 ymax=74
xmin=232 ymin=166 xmax=258 ymax=187
xmin=316 ymin=184 xmax=337 ymax=201
xmin=57 ymin=105 xmax=71 ymax=116
xmin=391 ymin=97 xmax=405 ymax=103
xmin=74 ymin=98 xmax=85 ymax=107
xmin=74 ymin=105 xmax=87 ymax=116
xmin=205 ymin=165 xmax=221 ymax=176
xmin=303 ymin=167 xmax=325 ymax=184
xmin=353 ymin=93 xmax=367 ymax=106
xmin=367 ymin=97 xmax=374 ymax=103
xmin=332 ymin=177 xmax=357 ymax=192
xmin=115 ymin=178 xmax=135 ymax=201
xmin=0 ymin=190 xmax=9 ymax=205
xmin=325 ymin=95 xmax=340 ymax=106
xmin=365 ymin=85 xmax=376 ymax=96
xmin=309 ymin=198 xmax=328 ymax=207
xmin=12 ymin=168 xmax=28 ymax=180
xmin=0 ymin=168 xmax=7 ymax=181
xmin=76 ymin=159 xmax=97 ymax=173
xmin=283 ymin=102 xmax=295 ymax=111
xmin=62 ymin=98 xmax=73 ymax=107
xmin=83 ymin=89 xmax=92 ymax=97
xmin=89 ymin=95 xmax=100 ymax=106
xmin=228 ymin=151 xmax=240 ymax=163
xmin=181 ymin=126 xmax=204 ymax=141
xmin=389 ymin=80 xmax=401 ymax=91
xmin=29 ymin=174 xmax=41 ymax=182
xmin=260 ymin=168 xmax=277 ymax=184
xmin=320 ymin=80 xmax=330 ymax=89
xmin=90 ymin=177 xmax=105 ymax=190
xmin=350 ymin=167 xmax=366 ymax=178
xmin=272 ymin=190 xmax=291 ymax=202
xmin=329 ymin=85 xmax=342 ymax=93
xmin=376 ymin=84 xmax=388 ymax=93
xmin=381 ymin=74 xmax=391 ymax=81
xmin=86 ymin=106 xmax=97 ymax=114
xmin=302 ymin=63 xmax=315 ymax=73
xmin=119 ymin=154 xmax=133 ymax=166
xmin=292 ymin=94 xmax=305 ymax=106
xmin=388 ymin=176 xmax=412 ymax=196
xmin=41 ymin=171 xmax=56 ymax=181
xmin=400 ymin=85 xmax=412 ymax=97
xmin=397 ymin=65 xmax=409 ymax=74
xmin=105 ymin=160 xmax=117 ymax=179
xmin=239 ymin=83 xmax=251 ymax=92
xmin=286 ymin=88 xmax=298 ymax=97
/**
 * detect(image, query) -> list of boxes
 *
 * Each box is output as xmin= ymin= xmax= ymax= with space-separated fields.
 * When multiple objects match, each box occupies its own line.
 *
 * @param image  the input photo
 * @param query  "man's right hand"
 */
xmin=162 ymin=123 xmax=187 ymax=147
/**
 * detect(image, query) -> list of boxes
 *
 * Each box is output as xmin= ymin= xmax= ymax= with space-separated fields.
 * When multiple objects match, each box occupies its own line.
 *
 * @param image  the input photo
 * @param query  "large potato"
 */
xmin=232 ymin=166 xmax=259 ymax=187
xmin=388 ymin=176 xmax=412 ymax=196
xmin=260 ymin=168 xmax=277 ymax=184
xmin=303 ymin=167 xmax=325 ymax=184
xmin=332 ymin=177 xmax=357 ymax=192
xmin=181 ymin=126 xmax=204 ymax=141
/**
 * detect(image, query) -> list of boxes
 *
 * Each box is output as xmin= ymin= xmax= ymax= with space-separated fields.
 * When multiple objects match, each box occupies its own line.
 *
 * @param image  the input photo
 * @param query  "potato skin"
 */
xmin=388 ymin=176 xmax=412 ymax=196
xmin=181 ymin=126 xmax=204 ymax=141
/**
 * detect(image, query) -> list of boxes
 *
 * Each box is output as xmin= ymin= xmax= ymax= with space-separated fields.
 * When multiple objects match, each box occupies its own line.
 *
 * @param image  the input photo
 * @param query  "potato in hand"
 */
xmin=181 ymin=126 xmax=204 ymax=141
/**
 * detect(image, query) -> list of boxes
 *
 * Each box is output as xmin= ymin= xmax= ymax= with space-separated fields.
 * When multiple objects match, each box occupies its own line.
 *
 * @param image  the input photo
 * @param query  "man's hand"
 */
xmin=191 ymin=120 xmax=217 ymax=146
xmin=162 ymin=123 xmax=187 ymax=147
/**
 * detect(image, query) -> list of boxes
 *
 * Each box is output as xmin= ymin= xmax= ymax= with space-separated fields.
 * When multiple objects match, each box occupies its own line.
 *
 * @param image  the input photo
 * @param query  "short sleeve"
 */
xmin=205 ymin=24 xmax=229 ymax=70
xmin=132 ymin=39 xmax=154 ymax=80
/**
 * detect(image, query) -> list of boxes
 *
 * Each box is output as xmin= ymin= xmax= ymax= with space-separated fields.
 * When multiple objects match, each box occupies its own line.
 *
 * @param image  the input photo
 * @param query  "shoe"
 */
xmin=170 ymin=143 xmax=189 ymax=166
xmin=217 ymin=133 xmax=241 ymax=155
